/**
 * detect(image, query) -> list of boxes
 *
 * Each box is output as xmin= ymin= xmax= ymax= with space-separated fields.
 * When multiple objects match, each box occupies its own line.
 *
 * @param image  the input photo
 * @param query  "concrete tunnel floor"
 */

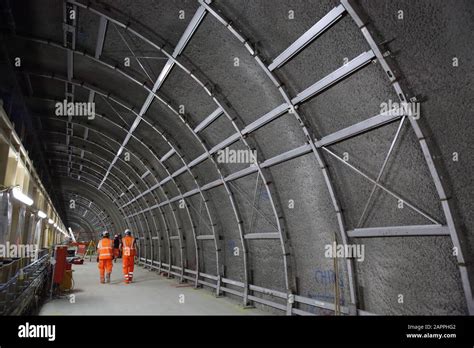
xmin=39 ymin=260 xmax=267 ymax=315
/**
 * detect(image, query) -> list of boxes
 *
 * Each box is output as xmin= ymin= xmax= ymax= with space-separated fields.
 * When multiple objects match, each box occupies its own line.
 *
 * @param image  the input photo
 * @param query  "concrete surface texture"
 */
xmin=0 ymin=0 xmax=473 ymax=315
xmin=40 ymin=261 xmax=265 ymax=315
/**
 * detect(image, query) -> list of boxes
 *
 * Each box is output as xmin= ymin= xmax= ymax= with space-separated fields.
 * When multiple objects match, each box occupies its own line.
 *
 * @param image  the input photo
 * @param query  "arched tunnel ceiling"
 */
xmin=0 ymin=0 xmax=473 ymax=315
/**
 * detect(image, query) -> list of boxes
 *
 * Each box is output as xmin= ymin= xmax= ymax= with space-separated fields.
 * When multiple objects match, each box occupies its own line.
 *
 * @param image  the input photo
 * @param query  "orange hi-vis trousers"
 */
xmin=97 ymin=238 xmax=114 ymax=281
xmin=98 ymin=259 xmax=113 ymax=279
xmin=122 ymin=236 xmax=136 ymax=283
xmin=122 ymin=256 xmax=134 ymax=283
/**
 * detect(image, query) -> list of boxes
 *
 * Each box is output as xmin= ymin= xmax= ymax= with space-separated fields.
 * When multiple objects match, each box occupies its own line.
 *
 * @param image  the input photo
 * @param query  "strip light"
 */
xmin=11 ymin=187 xmax=34 ymax=206
xmin=68 ymin=227 xmax=77 ymax=242
xmin=48 ymin=218 xmax=54 ymax=225
xmin=37 ymin=210 xmax=47 ymax=219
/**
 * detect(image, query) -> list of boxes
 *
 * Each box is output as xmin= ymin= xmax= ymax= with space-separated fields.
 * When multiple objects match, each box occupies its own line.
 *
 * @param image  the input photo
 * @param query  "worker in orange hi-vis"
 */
xmin=97 ymin=231 xmax=114 ymax=284
xmin=121 ymin=229 xmax=137 ymax=284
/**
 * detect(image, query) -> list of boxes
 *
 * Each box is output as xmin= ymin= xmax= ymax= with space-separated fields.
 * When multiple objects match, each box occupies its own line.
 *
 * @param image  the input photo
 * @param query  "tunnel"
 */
xmin=0 ymin=0 xmax=473 ymax=337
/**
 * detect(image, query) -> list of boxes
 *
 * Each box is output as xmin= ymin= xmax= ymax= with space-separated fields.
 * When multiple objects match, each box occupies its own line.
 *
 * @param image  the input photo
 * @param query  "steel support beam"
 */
xmin=196 ymin=235 xmax=215 ymax=240
xmin=268 ymin=4 xmax=346 ymax=71
xmin=244 ymin=233 xmax=280 ymax=240
xmin=193 ymin=107 xmax=223 ymax=133
xmin=347 ymin=225 xmax=450 ymax=238
xmin=44 ymin=134 xmax=162 ymax=257
xmin=30 ymin=70 xmax=217 ymax=284
xmin=292 ymin=50 xmax=375 ymax=105
xmin=342 ymin=0 xmax=474 ymax=314
xmin=66 ymin=0 xmax=285 ymax=302
xmin=315 ymin=108 xmax=405 ymax=148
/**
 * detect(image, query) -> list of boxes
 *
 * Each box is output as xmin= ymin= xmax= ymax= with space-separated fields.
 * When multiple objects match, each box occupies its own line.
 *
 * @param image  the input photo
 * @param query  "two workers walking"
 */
xmin=97 ymin=229 xmax=137 ymax=284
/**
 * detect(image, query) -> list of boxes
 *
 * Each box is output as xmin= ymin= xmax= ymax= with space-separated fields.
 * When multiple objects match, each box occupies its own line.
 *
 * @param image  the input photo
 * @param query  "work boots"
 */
xmin=105 ymin=273 xmax=111 ymax=283
xmin=100 ymin=277 xmax=105 ymax=284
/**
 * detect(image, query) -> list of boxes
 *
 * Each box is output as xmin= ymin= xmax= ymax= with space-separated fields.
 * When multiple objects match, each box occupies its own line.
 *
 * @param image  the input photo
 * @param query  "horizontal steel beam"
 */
xmin=95 ymin=16 xmax=108 ymax=59
xmin=224 ymin=165 xmax=258 ymax=182
xmin=269 ymin=5 xmax=346 ymax=71
xmin=137 ymin=260 xmax=360 ymax=315
xmin=209 ymin=133 xmax=241 ymax=155
xmin=244 ymin=233 xmax=280 ymax=240
xmin=315 ymin=108 xmax=405 ymax=147
xmin=194 ymin=107 xmax=223 ymax=133
xmin=196 ymin=235 xmax=215 ymax=240
xmin=249 ymin=284 xmax=287 ymax=298
xmin=241 ymin=103 xmax=288 ymax=134
xmin=347 ymin=225 xmax=450 ymax=238
xmin=126 ymin=143 xmax=314 ymax=218
xmin=222 ymin=278 xmax=244 ymax=287
xmin=292 ymin=50 xmax=375 ymax=105
xmin=160 ymin=148 xmax=175 ymax=162
xmin=221 ymin=286 xmax=242 ymax=297
xmin=96 ymin=6 xmax=207 ymax=190
xmin=261 ymin=143 xmax=312 ymax=168
xmin=248 ymin=295 xmax=287 ymax=311
xmin=172 ymin=5 xmax=207 ymax=58
xmin=120 ymin=49 xmax=374 ymax=210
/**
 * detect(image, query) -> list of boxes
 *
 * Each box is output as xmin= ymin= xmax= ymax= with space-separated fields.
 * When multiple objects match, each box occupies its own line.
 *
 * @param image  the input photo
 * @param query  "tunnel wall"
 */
xmin=1 ymin=0 xmax=472 ymax=315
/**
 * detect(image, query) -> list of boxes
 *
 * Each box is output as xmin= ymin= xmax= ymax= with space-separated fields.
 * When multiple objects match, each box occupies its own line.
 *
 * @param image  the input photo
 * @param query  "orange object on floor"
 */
xmin=53 ymin=246 xmax=68 ymax=284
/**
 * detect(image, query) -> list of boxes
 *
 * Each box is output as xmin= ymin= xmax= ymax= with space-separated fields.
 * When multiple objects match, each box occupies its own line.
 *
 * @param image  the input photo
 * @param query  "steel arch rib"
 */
xmin=51 ymin=149 xmax=146 ymax=224
xmin=27 ymin=63 xmax=220 ymax=285
xmin=68 ymin=216 xmax=101 ymax=234
xmin=55 ymin=170 xmax=140 ymax=233
xmin=47 ymin=123 xmax=170 ymax=265
xmin=49 ymin=147 xmax=164 ymax=263
xmin=64 ymin=200 xmax=109 ymax=231
xmin=52 ymin=156 xmax=146 ymax=239
xmin=45 ymin=133 xmax=169 ymax=264
xmin=67 ymin=213 xmax=103 ymax=235
xmin=39 ymin=106 xmax=204 ymax=280
xmin=40 ymin=104 xmax=199 ymax=280
xmin=69 ymin=207 xmax=104 ymax=230
xmin=341 ymin=0 xmax=474 ymax=314
xmin=17 ymin=31 xmax=229 ymax=291
xmin=55 ymin=156 xmax=139 ymax=233
xmin=63 ymin=193 xmax=112 ymax=229
xmin=43 ymin=112 xmax=176 ymax=269
xmin=65 ymin=0 xmax=290 ymax=302
xmin=44 ymin=130 xmax=160 ymax=256
xmin=20 ymin=31 xmax=238 ymax=293
xmin=54 ymin=167 xmax=141 ymax=231
xmin=29 ymin=72 xmax=196 ymax=278
xmin=55 ymin=152 xmax=143 ymax=227
xmin=197 ymin=0 xmax=353 ymax=313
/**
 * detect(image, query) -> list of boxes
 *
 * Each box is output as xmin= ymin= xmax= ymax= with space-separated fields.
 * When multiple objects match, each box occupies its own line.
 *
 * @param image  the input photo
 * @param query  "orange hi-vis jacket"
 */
xmin=97 ymin=238 xmax=113 ymax=260
xmin=122 ymin=236 xmax=136 ymax=257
